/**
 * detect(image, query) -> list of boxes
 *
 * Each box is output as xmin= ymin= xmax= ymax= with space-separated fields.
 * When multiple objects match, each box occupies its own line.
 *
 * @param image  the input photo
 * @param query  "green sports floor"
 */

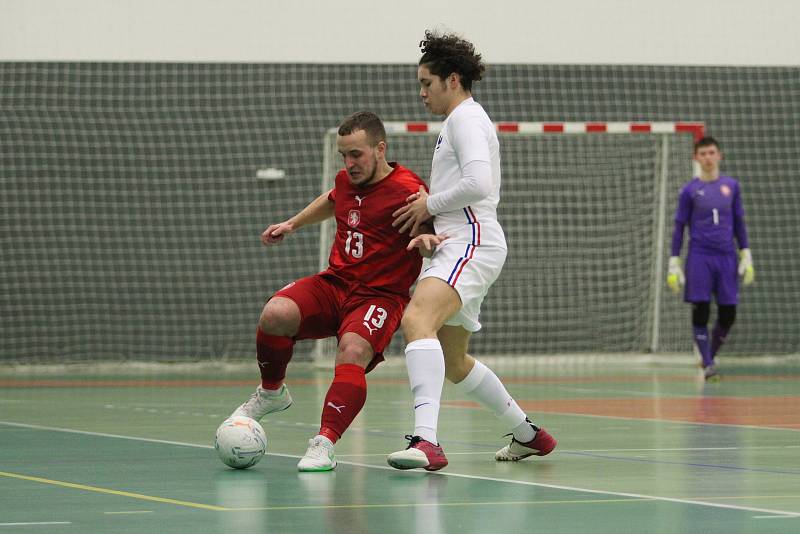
xmin=1 ymin=357 xmax=799 ymax=533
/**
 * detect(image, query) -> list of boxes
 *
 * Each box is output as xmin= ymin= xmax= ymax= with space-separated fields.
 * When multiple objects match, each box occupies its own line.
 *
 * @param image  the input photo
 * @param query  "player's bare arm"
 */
xmin=392 ymin=185 xmax=432 ymax=235
xmin=261 ymin=189 xmax=335 ymax=246
xmin=261 ymin=221 xmax=294 ymax=246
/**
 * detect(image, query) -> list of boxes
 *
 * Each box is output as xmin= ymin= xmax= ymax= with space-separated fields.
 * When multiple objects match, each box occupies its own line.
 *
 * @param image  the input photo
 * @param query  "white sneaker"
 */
xmin=297 ymin=435 xmax=337 ymax=472
xmin=231 ymin=384 xmax=292 ymax=421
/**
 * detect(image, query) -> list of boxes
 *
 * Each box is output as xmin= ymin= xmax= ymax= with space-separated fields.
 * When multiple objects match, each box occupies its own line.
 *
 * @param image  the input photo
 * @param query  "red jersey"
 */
xmin=325 ymin=163 xmax=427 ymax=296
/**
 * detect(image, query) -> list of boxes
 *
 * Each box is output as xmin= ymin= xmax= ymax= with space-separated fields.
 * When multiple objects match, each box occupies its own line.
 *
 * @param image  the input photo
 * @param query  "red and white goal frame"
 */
xmin=317 ymin=121 xmax=705 ymax=361
xmin=381 ymin=121 xmax=704 ymax=140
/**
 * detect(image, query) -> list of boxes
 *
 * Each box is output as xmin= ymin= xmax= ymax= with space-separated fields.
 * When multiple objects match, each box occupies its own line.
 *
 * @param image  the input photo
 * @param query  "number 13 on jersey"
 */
xmin=363 ymin=304 xmax=387 ymax=330
xmin=345 ymin=231 xmax=364 ymax=258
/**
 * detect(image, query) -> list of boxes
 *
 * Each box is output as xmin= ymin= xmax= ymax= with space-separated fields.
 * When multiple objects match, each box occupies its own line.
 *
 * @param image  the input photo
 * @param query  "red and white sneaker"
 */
xmin=495 ymin=424 xmax=557 ymax=461
xmin=387 ymin=435 xmax=448 ymax=471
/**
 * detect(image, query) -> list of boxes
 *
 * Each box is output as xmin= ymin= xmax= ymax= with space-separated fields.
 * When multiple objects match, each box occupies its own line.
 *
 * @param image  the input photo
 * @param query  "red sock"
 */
xmin=256 ymin=328 xmax=294 ymax=390
xmin=319 ymin=364 xmax=367 ymax=444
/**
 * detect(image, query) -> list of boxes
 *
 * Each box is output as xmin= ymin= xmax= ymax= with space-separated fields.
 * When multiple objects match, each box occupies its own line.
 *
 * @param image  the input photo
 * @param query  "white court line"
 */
xmin=1 ymin=420 xmax=798 ymax=519
xmin=336 ymin=445 xmax=800 ymax=458
xmin=0 ymin=522 xmax=72 ymax=527
xmin=0 ymin=420 xmax=211 ymax=449
xmin=102 ymin=402 xmax=800 ymax=434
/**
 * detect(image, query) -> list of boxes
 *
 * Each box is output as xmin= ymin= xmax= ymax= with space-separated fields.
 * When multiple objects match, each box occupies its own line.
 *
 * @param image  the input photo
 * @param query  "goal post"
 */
xmin=315 ymin=121 xmax=704 ymax=365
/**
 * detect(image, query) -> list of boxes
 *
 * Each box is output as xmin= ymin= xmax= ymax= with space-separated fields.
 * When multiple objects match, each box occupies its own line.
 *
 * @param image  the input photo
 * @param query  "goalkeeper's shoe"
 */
xmin=387 ymin=435 xmax=448 ymax=471
xmin=231 ymin=384 xmax=293 ymax=421
xmin=495 ymin=422 xmax=557 ymax=461
xmin=297 ymin=435 xmax=337 ymax=472
xmin=703 ymin=364 xmax=720 ymax=382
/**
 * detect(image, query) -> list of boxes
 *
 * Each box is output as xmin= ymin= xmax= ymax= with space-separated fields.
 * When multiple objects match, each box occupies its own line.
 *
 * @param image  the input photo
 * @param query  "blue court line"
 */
xmin=561 ymin=450 xmax=800 ymax=476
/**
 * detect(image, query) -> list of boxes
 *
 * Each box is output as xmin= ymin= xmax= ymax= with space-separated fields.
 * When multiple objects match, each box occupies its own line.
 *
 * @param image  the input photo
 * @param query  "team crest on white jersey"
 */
xmin=720 ymin=184 xmax=731 ymax=197
xmin=348 ymin=209 xmax=361 ymax=228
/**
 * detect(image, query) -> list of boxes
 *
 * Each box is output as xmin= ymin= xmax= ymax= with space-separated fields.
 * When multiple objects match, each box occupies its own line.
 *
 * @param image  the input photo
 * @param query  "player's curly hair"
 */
xmin=419 ymin=30 xmax=485 ymax=92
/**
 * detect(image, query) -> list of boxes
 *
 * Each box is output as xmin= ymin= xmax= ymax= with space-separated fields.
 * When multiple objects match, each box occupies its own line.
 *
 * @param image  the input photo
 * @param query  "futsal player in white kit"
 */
xmin=387 ymin=30 xmax=557 ymax=471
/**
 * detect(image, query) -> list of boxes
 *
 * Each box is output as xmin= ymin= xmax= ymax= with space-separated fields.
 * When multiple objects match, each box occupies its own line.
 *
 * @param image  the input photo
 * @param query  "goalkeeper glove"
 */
xmin=666 ymin=256 xmax=685 ymax=294
xmin=738 ymin=248 xmax=755 ymax=286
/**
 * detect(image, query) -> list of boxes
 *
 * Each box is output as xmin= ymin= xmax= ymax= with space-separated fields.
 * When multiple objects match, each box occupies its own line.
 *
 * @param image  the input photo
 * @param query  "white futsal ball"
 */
xmin=214 ymin=416 xmax=267 ymax=469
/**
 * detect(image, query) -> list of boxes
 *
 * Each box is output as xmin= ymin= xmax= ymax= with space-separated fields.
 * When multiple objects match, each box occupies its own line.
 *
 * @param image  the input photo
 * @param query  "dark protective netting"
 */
xmin=2 ymin=63 xmax=798 ymax=362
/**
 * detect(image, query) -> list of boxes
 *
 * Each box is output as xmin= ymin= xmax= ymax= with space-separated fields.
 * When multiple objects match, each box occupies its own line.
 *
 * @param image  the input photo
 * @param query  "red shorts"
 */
xmin=272 ymin=273 xmax=409 ymax=372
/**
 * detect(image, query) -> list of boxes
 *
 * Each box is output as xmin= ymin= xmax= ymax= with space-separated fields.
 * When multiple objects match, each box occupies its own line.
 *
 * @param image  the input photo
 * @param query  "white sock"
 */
xmin=456 ymin=359 xmax=535 ymax=442
xmin=405 ymin=338 xmax=445 ymax=444
xmin=511 ymin=420 xmax=536 ymax=443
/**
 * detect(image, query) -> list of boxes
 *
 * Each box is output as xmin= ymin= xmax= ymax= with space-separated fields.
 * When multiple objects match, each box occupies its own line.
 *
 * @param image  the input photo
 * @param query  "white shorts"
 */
xmin=419 ymin=242 xmax=507 ymax=332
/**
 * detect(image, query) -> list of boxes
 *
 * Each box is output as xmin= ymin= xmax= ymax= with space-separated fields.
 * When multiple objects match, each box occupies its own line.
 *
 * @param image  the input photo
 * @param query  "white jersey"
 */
xmin=427 ymin=97 xmax=506 ymax=249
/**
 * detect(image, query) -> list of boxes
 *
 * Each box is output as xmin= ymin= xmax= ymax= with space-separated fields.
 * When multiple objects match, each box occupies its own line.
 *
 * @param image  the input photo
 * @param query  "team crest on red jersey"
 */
xmin=348 ymin=209 xmax=361 ymax=228
xmin=720 ymin=184 xmax=731 ymax=197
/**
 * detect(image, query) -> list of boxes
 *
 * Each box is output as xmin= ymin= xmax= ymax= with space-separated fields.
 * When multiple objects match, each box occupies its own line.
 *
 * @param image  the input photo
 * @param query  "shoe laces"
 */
xmin=404 ymin=435 xmax=423 ymax=449
xmin=525 ymin=417 xmax=541 ymax=432
xmin=306 ymin=437 xmax=332 ymax=459
xmin=503 ymin=420 xmax=540 ymax=445
xmin=238 ymin=391 xmax=261 ymax=411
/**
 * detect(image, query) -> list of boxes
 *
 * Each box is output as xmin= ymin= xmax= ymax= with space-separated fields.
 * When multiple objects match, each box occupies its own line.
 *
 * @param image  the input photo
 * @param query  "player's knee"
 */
xmin=400 ymin=307 xmax=433 ymax=342
xmin=717 ymin=305 xmax=737 ymax=329
xmin=335 ymin=340 xmax=372 ymax=368
xmin=259 ymin=298 xmax=300 ymax=336
xmin=692 ymin=302 xmax=711 ymax=326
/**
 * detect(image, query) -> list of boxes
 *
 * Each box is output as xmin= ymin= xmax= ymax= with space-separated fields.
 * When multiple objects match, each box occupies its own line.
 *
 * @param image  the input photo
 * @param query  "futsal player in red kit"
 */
xmin=228 ymin=111 xmax=429 ymax=471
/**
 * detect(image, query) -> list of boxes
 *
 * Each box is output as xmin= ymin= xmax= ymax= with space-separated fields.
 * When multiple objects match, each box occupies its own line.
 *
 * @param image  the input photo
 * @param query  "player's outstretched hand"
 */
xmin=392 ymin=186 xmax=432 ymax=236
xmin=261 ymin=222 xmax=294 ymax=246
xmin=666 ymin=256 xmax=685 ymax=294
xmin=738 ymin=248 xmax=755 ymax=286
xmin=407 ymin=233 xmax=448 ymax=257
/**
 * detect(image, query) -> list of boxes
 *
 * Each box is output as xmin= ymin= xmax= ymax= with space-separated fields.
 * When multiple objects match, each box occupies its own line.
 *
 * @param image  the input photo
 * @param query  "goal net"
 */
xmin=4 ymin=62 xmax=799 ymax=366
xmin=316 ymin=121 xmax=702 ymax=362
